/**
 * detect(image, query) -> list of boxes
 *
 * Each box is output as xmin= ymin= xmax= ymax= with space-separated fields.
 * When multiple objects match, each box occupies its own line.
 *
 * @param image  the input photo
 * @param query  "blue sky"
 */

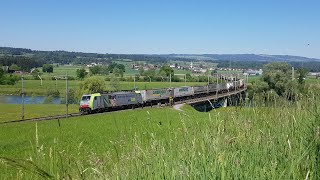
xmin=0 ymin=0 xmax=319 ymax=58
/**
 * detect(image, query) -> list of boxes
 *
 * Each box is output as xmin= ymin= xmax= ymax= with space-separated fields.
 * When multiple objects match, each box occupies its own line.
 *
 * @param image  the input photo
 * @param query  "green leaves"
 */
xmin=79 ymin=76 xmax=106 ymax=93
xmin=76 ymin=68 xmax=88 ymax=80
xmin=42 ymin=64 xmax=53 ymax=73
xmin=251 ymin=62 xmax=309 ymax=100
xmin=159 ymin=66 xmax=174 ymax=77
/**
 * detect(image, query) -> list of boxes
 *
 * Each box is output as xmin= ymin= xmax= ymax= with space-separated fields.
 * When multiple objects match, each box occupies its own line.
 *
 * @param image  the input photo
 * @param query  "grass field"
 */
xmin=0 ymin=104 xmax=79 ymax=122
xmin=1 ymin=75 xmax=318 ymax=96
xmin=0 ymin=96 xmax=319 ymax=179
xmin=36 ymin=65 xmax=83 ymax=79
xmin=1 ymin=64 xmax=247 ymax=96
xmin=0 ymin=80 xmax=207 ymax=96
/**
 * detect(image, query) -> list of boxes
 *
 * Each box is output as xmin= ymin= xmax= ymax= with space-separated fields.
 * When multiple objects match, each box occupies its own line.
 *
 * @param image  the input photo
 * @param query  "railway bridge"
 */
xmin=174 ymin=87 xmax=247 ymax=111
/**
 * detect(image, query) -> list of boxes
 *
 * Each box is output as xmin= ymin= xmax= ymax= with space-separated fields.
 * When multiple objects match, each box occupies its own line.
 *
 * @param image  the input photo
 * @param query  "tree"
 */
xmin=116 ymin=64 xmax=125 ymax=72
xmin=143 ymin=69 xmax=156 ymax=78
xmin=89 ymin=66 xmax=101 ymax=75
xmin=0 ymin=68 xmax=4 ymax=84
xmin=61 ymin=88 xmax=78 ymax=104
xmin=113 ymin=67 xmax=124 ymax=77
xmin=107 ymin=62 xmax=125 ymax=74
xmin=107 ymin=62 xmax=118 ymax=72
xmin=76 ymin=68 xmax=88 ymax=80
xmin=296 ymin=68 xmax=308 ymax=85
xmin=80 ymin=76 xmax=106 ymax=93
xmin=110 ymin=75 xmax=121 ymax=91
xmin=138 ymin=67 xmax=144 ymax=76
xmin=89 ymin=65 xmax=109 ymax=75
xmin=159 ymin=66 xmax=174 ymax=77
xmin=100 ymin=66 xmax=109 ymax=75
xmin=186 ymin=73 xmax=193 ymax=81
xmin=10 ymin=64 xmax=20 ymax=71
xmin=4 ymin=74 xmax=19 ymax=85
xmin=42 ymin=64 xmax=53 ymax=73
xmin=211 ymin=69 xmax=218 ymax=76
xmin=262 ymin=62 xmax=291 ymax=96
xmin=0 ymin=68 xmax=19 ymax=85
xmin=251 ymin=80 xmax=269 ymax=94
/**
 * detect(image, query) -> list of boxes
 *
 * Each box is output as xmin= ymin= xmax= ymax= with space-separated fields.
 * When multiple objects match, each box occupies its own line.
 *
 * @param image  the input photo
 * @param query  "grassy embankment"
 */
xmin=0 ymin=104 xmax=79 ymax=122
xmin=0 ymin=95 xmax=319 ymax=179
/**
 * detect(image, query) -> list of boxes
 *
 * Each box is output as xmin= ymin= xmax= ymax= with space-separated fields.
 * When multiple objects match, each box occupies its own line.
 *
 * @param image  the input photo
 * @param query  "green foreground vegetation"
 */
xmin=0 ymin=104 xmax=79 ymax=122
xmin=1 ymin=96 xmax=320 ymax=179
xmin=1 ymin=61 xmax=320 ymax=178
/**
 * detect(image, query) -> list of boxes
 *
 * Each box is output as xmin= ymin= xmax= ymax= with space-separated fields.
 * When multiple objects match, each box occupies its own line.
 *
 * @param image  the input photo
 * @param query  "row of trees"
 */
xmin=139 ymin=66 xmax=175 ymax=81
xmin=88 ymin=63 xmax=125 ymax=77
xmin=0 ymin=56 xmax=42 ymax=71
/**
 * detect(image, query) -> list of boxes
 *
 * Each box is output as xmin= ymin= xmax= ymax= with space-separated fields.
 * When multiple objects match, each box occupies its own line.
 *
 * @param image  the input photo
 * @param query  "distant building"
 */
xmin=192 ymin=68 xmax=207 ymax=73
xmin=308 ymin=72 xmax=320 ymax=79
xmin=244 ymin=69 xmax=263 ymax=76
xmin=86 ymin=62 xmax=98 ymax=67
xmin=190 ymin=62 xmax=193 ymax=69
xmin=308 ymin=72 xmax=320 ymax=76
xmin=143 ymin=64 xmax=156 ymax=71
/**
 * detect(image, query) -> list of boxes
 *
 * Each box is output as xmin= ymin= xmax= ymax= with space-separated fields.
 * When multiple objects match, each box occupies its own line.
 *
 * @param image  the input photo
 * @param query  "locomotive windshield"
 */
xmin=81 ymin=96 xmax=91 ymax=101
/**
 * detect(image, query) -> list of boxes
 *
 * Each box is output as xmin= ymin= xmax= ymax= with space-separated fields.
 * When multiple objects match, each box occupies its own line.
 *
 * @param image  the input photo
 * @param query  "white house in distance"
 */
xmin=86 ymin=62 xmax=102 ymax=67
xmin=244 ymin=69 xmax=263 ymax=76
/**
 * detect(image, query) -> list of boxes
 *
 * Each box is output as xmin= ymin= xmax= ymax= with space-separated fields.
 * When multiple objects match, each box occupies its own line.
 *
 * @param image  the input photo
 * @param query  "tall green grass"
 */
xmin=0 ymin=94 xmax=319 ymax=179
xmin=0 ymin=104 xmax=79 ymax=122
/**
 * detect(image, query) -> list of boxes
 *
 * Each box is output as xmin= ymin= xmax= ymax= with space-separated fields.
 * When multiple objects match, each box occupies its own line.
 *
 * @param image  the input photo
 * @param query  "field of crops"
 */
xmin=0 ymin=96 xmax=319 ymax=179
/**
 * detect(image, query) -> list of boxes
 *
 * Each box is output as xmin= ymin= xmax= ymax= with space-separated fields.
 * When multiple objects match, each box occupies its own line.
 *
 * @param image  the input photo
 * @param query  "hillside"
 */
xmin=169 ymin=54 xmax=320 ymax=62
xmin=1 ymin=47 xmax=319 ymax=62
xmin=2 ymin=47 xmax=320 ymax=71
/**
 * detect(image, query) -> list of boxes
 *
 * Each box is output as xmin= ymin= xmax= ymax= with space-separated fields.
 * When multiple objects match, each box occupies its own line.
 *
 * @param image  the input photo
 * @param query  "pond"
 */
xmin=0 ymin=95 xmax=61 ymax=104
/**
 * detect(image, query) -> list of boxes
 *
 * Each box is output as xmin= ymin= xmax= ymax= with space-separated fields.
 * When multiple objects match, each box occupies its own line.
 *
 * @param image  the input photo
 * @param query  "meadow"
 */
xmin=1 ymin=64 xmax=245 ymax=96
xmin=0 ymin=80 xmax=207 ymax=96
xmin=0 ymin=95 xmax=319 ymax=179
xmin=0 ymin=104 xmax=79 ymax=122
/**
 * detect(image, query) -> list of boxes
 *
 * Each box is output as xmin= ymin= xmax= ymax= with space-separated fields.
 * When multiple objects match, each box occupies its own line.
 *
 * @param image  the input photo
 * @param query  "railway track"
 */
xmin=1 ymin=88 xmax=246 ymax=125
xmin=0 ymin=113 xmax=81 ymax=124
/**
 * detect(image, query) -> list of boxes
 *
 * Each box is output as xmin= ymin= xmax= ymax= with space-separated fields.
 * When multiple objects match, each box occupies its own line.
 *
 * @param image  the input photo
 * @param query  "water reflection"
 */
xmin=0 ymin=95 xmax=61 ymax=104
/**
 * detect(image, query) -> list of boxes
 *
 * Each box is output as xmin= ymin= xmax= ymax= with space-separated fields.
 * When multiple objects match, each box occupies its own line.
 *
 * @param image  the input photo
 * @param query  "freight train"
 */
xmin=79 ymin=80 xmax=244 ymax=114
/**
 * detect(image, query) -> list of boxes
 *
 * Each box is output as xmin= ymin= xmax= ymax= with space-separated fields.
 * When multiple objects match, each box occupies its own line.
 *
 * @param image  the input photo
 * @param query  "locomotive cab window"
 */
xmin=82 ymin=96 xmax=90 ymax=101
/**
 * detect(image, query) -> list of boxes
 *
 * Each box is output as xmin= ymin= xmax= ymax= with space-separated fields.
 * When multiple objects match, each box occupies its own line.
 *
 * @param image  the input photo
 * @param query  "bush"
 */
xmin=1 ymin=75 xmax=20 ymax=85
xmin=67 ymin=76 xmax=76 ymax=80
xmin=46 ymin=89 xmax=60 ymax=97
xmin=171 ymin=75 xmax=181 ymax=82
xmin=60 ymin=88 xmax=78 ymax=104
xmin=79 ymin=76 xmax=106 ymax=93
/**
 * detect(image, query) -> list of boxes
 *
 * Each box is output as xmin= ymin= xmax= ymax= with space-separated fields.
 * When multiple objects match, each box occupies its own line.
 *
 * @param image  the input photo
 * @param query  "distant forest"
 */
xmin=1 ymin=47 xmax=320 ymax=72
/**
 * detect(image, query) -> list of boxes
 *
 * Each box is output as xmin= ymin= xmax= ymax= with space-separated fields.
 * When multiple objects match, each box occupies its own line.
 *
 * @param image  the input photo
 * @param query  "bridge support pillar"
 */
xmin=223 ymin=98 xmax=228 ymax=107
